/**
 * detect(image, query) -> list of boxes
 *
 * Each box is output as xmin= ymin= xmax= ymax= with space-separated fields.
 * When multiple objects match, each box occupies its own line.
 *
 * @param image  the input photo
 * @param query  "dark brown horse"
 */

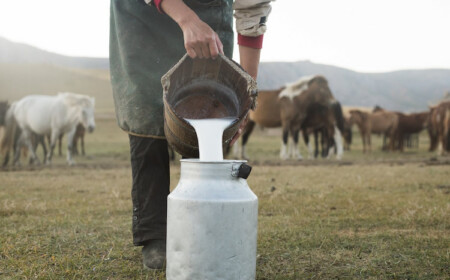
xmin=428 ymin=101 xmax=450 ymax=154
xmin=395 ymin=111 xmax=429 ymax=151
xmin=301 ymin=100 xmax=346 ymax=159
xmin=236 ymin=75 xmax=344 ymax=160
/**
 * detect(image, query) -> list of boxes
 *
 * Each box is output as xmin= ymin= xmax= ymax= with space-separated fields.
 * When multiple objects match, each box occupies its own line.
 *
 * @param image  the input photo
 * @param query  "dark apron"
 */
xmin=110 ymin=0 xmax=234 ymax=137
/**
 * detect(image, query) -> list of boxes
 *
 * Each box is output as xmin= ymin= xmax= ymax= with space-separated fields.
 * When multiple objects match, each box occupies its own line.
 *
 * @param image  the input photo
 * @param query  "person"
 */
xmin=109 ymin=0 xmax=272 ymax=270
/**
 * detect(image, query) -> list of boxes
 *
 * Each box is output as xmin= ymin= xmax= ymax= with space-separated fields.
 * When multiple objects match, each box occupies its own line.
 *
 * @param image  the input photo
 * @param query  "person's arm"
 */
xmin=159 ymin=0 xmax=223 ymax=59
xmin=233 ymin=0 xmax=272 ymax=77
xmin=229 ymin=0 xmax=272 ymax=146
xmin=239 ymin=45 xmax=261 ymax=80
xmin=228 ymin=46 xmax=260 ymax=147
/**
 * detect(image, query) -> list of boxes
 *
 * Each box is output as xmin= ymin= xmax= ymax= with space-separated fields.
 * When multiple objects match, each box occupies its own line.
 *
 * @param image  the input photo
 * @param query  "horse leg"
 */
xmin=40 ymin=135 xmax=48 ymax=164
xmin=81 ymin=134 xmax=85 ymax=156
xmin=388 ymin=130 xmax=396 ymax=151
xmin=302 ymin=130 xmax=313 ymax=159
xmin=4 ymin=126 xmax=20 ymax=167
xmin=333 ymin=125 xmax=343 ymax=160
xmin=238 ymin=120 xmax=255 ymax=160
xmin=437 ymin=132 xmax=444 ymax=156
xmin=428 ymin=126 xmax=437 ymax=152
xmin=382 ymin=134 xmax=387 ymax=151
xmin=349 ymin=129 xmax=352 ymax=151
xmin=287 ymin=132 xmax=293 ymax=158
xmin=66 ymin=127 xmax=77 ymax=165
xmin=280 ymin=127 xmax=289 ymax=160
xmin=72 ymin=134 xmax=79 ymax=156
xmin=343 ymin=129 xmax=350 ymax=151
xmin=13 ymin=132 xmax=26 ymax=166
xmin=312 ymin=130 xmax=318 ymax=159
xmin=292 ymin=129 xmax=303 ymax=160
xmin=47 ymin=130 xmax=60 ymax=165
xmin=414 ymin=134 xmax=419 ymax=149
xmin=361 ymin=130 xmax=366 ymax=153
xmin=29 ymin=134 xmax=46 ymax=165
xmin=364 ymin=132 xmax=370 ymax=153
xmin=2 ymin=152 xmax=9 ymax=167
xmin=58 ymin=134 xmax=63 ymax=156
xmin=29 ymin=133 xmax=39 ymax=165
xmin=321 ymin=129 xmax=328 ymax=158
xmin=23 ymin=130 xmax=40 ymax=165
xmin=326 ymin=128 xmax=334 ymax=159
xmin=328 ymin=128 xmax=337 ymax=159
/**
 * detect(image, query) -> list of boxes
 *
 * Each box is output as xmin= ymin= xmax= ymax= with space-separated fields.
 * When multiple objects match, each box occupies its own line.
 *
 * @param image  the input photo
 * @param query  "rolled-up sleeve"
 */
xmin=144 ymin=0 xmax=164 ymax=13
xmin=233 ymin=0 xmax=272 ymax=37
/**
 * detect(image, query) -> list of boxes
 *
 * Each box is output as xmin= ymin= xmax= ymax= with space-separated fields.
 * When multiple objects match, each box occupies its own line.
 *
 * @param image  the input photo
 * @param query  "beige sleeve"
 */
xmin=233 ymin=0 xmax=273 ymax=37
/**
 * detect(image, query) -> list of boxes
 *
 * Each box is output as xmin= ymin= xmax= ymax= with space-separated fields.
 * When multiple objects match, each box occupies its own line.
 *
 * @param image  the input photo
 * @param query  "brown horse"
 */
xmin=57 ymin=123 xmax=86 ymax=156
xmin=349 ymin=109 xmax=399 ymax=153
xmin=0 ymin=101 xmax=9 ymax=127
xmin=280 ymin=75 xmax=343 ymax=160
xmin=428 ymin=101 xmax=450 ymax=155
xmin=237 ymin=75 xmax=344 ymax=160
xmin=395 ymin=111 xmax=429 ymax=151
xmin=231 ymin=88 xmax=281 ymax=159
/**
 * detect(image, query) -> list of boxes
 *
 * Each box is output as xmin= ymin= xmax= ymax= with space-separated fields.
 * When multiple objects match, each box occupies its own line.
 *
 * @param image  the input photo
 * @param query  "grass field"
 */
xmin=1 ymin=118 xmax=449 ymax=279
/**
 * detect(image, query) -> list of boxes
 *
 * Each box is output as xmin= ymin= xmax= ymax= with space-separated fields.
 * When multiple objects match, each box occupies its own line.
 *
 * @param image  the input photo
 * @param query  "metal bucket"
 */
xmin=162 ymin=54 xmax=257 ymax=158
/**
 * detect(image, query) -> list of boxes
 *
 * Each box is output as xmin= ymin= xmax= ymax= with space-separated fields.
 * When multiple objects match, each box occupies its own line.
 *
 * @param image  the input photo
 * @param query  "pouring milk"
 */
xmin=185 ymin=118 xmax=236 ymax=161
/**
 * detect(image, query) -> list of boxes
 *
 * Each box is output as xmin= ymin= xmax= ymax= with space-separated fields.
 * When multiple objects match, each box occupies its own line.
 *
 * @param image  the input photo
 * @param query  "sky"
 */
xmin=0 ymin=0 xmax=449 ymax=73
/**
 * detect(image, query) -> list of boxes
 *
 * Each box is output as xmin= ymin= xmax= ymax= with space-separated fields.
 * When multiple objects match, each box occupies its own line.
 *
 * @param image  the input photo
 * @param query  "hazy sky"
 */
xmin=0 ymin=0 xmax=449 ymax=73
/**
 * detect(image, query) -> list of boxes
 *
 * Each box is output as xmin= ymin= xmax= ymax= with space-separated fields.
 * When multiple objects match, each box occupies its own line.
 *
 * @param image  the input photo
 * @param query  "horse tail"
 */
xmin=331 ymin=101 xmax=345 ymax=133
xmin=1 ymin=104 xmax=18 ymax=166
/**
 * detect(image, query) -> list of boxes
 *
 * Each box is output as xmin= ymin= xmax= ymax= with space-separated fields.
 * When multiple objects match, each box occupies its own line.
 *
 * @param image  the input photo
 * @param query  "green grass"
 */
xmin=1 ymin=119 xmax=449 ymax=279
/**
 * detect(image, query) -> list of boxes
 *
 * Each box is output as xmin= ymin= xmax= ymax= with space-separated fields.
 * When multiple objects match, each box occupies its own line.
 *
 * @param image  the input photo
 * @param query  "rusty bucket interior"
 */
xmin=162 ymin=54 xmax=257 ymax=158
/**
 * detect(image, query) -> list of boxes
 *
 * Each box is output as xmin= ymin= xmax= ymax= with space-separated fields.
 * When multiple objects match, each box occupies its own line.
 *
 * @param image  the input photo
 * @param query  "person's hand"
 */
xmin=161 ymin=0 xmax=224 ymax=59
xmin=229 ymin=114 xmax=249 ymax=147
xmin=180 ymin=16 xmax=224 ymax=59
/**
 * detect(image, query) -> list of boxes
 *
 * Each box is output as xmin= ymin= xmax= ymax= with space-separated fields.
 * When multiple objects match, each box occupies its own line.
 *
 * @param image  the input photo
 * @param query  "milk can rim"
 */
xmin=180 ymin=159 xmax=247 ymax=164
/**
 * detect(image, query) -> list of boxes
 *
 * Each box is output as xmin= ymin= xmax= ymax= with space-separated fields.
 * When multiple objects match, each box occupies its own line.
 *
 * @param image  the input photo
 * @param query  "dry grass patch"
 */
xmin=1 ymin=119 xmax=449 ymax=279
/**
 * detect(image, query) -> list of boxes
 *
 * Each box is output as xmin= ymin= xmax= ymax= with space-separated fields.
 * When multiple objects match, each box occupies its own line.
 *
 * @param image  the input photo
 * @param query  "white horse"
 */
xmin=2 ymin=92 xmax=95 ymax=166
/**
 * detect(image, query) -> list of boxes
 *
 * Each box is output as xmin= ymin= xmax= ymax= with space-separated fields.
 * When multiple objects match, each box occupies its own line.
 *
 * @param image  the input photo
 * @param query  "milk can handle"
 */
xmin=231 ymin=163 xmax=252 ymax=179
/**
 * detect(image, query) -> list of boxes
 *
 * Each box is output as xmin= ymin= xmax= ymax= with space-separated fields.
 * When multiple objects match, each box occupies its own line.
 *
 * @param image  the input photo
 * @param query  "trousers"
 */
xmin=129 ymin=135 xmax=170 ymax=246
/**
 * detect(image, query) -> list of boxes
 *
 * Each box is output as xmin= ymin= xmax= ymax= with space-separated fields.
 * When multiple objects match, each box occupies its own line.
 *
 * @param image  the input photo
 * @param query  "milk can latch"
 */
xmin=231 ymin=163 xmax=252 ymax=179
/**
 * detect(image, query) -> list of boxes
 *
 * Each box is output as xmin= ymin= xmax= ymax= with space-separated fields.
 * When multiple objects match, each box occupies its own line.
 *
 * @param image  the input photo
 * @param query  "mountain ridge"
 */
xmin=1 ymin=36 xmax=449 ymax=112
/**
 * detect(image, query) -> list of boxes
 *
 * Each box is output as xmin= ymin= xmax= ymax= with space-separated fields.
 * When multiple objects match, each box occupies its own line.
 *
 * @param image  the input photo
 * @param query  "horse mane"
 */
xmin=308 ymin=75 xmax=328 ymax=87
xmin=58 ymin=92 xmax=95 ymax=107
xmin=279 ymin=75 xmax=316 ymax=100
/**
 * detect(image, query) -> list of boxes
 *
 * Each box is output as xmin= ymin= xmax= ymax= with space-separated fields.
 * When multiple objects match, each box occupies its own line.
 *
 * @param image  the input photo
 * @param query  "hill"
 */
xmin=0 ymin=63 xmax=114 ymax=114
xmin=0 ymin=37 xmax=109 ymax=69
xmin=257 ymin=61 xmax=450 ymax=112
xmin=1 ymin=36 xmax=450 ymax=113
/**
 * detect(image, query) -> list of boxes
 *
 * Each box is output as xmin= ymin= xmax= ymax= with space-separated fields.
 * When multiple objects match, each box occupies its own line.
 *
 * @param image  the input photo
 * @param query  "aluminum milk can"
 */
xmin=166 ymin=159 xmax=257 ymax=280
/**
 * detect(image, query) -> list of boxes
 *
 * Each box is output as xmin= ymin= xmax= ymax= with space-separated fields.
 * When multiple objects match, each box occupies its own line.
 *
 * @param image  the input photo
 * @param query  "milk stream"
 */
xmin=185 ymin=118 xmax=236 ymax=161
